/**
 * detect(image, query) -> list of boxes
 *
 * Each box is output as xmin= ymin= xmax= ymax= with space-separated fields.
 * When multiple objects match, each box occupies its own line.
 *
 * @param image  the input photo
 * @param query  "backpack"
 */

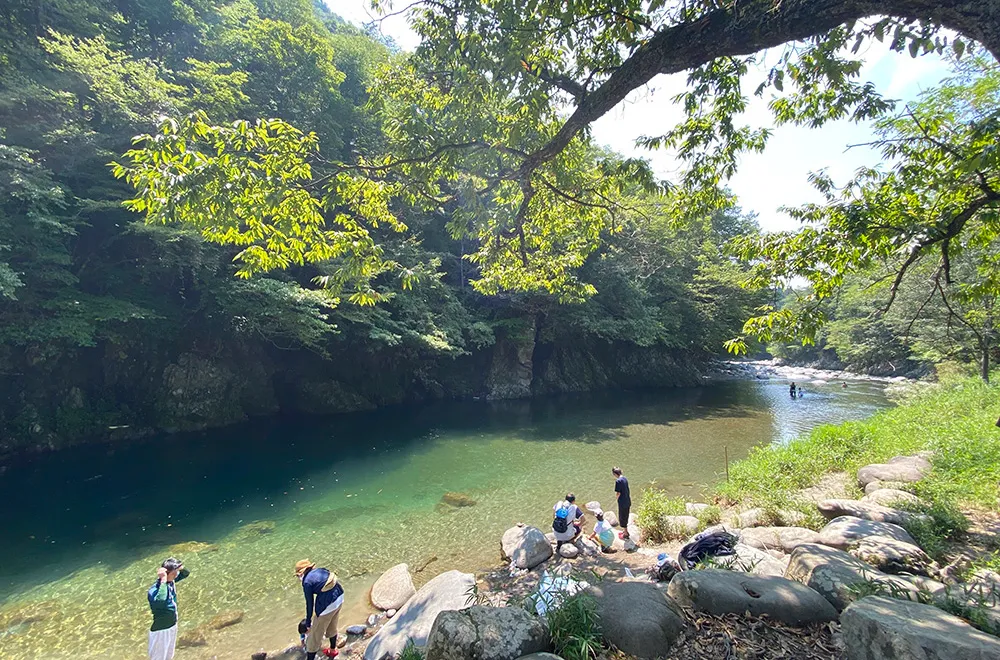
xmin=552 ymin=504 xmax=571 ymax=534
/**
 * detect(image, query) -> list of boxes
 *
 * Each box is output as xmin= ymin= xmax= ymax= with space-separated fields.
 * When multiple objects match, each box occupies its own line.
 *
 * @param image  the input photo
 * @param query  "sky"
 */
xmin=331 ymin=0 xmax=952 ymax=232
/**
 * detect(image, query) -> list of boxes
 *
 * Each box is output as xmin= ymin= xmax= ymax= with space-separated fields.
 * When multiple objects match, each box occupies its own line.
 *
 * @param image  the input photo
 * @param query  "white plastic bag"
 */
xmin=531 ymin=570 xmax=589 ymax=615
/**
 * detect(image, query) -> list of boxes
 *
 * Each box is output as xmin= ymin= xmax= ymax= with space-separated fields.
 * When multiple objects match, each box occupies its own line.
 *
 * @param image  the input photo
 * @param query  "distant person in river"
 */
xmin=552 ymin=493 xmax=585 ymax=547
xmin=588 ymin=510 xmax=616 ymax=552
xmin=613 ymin=467 xmax=632 ymax=540
xmin=789 ymin=382 xmax=797 ymax=398
xmin=147 ymin=557 xmax=189 ymax=660
xmin=295 ymin=559 xmax=345 ymax=660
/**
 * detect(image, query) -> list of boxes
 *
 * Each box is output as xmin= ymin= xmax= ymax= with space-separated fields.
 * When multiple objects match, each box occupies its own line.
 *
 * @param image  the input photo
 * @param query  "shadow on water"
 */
xmin=0 ymin=381 xmax=800 ymax=596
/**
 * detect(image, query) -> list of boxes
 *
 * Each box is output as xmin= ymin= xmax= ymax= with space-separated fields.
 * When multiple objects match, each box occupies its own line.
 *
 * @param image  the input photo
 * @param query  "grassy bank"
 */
xmin=715 ymin=375 xmax=1000 ymax=511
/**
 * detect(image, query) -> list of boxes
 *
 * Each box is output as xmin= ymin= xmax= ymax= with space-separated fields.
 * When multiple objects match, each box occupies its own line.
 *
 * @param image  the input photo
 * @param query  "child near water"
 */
xmin=588 ymin=510 xmax=616 ymax=552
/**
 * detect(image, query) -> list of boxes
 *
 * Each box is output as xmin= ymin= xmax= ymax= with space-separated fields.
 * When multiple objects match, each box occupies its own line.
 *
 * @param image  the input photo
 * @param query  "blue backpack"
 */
xmin=552 ymin=504 xmax=571 ymax=533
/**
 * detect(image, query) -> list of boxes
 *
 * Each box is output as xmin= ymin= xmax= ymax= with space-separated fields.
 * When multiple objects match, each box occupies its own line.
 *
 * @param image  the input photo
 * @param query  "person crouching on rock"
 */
xmin=552 ymin=493 xmax=585 ymax=548
xmin=295 ymin=559 xmax=344 ymax=659
xmin=588 ymin=510 xmax=615 ymax=552
xmin=147 ymin=557 xmax=189 ymax=660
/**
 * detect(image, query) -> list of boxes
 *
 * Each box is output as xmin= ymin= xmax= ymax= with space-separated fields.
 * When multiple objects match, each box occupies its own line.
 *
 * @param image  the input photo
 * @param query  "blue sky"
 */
xmin=332 ymin=0 xmax=952 ymax=231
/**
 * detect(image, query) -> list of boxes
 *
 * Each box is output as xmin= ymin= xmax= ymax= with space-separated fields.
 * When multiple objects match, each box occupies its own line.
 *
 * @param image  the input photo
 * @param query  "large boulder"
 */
xmin=739 ymin=527 xmax=821 ymax=554
xmin=861 ymin=489 xmax=923 ymax=507
xmin=784 ymin=544 xmax=945 ymax=612
xmin=586 ymin=581 xmax=684 ymax=659
xmin=816 ymin=499 xmax=931 ymax=527
xmin=364 ymin=570 xmax=476 ymax=660
xmin=817 ymin=516 xmax=916 ymax=550
xmin=371 ymin=563 xmax=417 ymax=611
xmin=425 ymin=606 xmax=549 ymax=660
xmin=663 ymin=516 xmax=700 ymax=536
xmin=729 ymin=508 xmax=806 ymax=528
xmin=857 ymin=455 xmax=931 ymax=488
xmin=841 ymin=596 xmax=1000 ymax=660
xmin=711 ymin=543 xmax=789 ymax=577
xmin=501 ymin=526 xmax=553 ymax=570
xmin=604 ymin=511 xmax=619 ymax=527
xmin=667 ymin=569 xmax=838 ymax=627
xmin=850 ymin=536 xmax=937 ymax=576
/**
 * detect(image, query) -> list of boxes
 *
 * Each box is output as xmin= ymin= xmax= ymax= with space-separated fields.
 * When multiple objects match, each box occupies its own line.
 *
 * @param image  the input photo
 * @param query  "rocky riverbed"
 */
xmin=248 ymin=452 xmax=1000 ymax=660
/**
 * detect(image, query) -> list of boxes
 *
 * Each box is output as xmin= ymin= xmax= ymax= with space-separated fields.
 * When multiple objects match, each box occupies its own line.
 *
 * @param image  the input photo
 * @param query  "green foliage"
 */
xmin=717 ymin=377 xmax=1000 ymax=515
xmin=546 ymin=592 xmax=604 ymax=660
xmin=635 ymin=489 xmax=688 ymax=543
xmin=397 ymin=640 xmax=425 ymax=660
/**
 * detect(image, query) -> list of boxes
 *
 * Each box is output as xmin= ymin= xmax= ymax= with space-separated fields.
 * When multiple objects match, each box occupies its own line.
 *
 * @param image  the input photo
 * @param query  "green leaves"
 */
xmin=112 ymin=112 xmax=405 ymax=299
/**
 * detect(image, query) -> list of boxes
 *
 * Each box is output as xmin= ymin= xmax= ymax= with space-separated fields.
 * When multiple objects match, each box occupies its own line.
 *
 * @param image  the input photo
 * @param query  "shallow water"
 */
xmin=0 ymin=379 xmax=887 ymax=659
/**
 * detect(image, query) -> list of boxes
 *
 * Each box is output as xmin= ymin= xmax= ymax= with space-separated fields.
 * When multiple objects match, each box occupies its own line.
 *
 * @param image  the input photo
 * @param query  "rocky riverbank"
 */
xmin=248 ymin=452 xmax=1000 ymax=660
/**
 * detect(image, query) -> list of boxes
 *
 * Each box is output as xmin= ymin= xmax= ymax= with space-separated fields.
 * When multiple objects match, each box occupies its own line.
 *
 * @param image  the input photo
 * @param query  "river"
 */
xmin=0 ymin=378 xmax=888 ymax=659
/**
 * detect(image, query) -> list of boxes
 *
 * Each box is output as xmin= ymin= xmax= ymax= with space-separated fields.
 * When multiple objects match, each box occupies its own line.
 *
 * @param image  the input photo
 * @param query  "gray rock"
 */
xmin=857 ymin=455 xmax=931 ymax=487
xmin=817 ymin=499 xmax=931 ymax=527
xmin=364 ymin=570 xmax=476 ymax=660
xmin=386 ymin=609 xmax=397 ymax=619
xmin=346 ymin=625 xmax=367 ymax=635
xmin=685 ymin=503 xmax=711 ymax=515
xmin=558 ymin=543 xmax=579 ymax=559
xmin=667 ymin=569 xmax=838 ymax=627
xmin=604 ymin=511 xmax=619 ymax=527
xmin=841 ymin=596 xmax=1000 ymax=659
xmin=586 ymin=581 xmax=684 ymax=659
xmin=252 ymin=643 xmax=307 ymax=659
xmin=208 ymin=610 xmax=244 ymax=630
xmin=730 ymin=508 xmax=806 ymax=528
xmin=367 ymin=614 xmax=380 ymax=627
xmin=425 ymin=606 xmax=549 ymax=660
xmin=370 ymin=563 xmax=416 ymax=610
xmin=501 ymin=526 xmax=553 ymax=569
xmin=785 ymin=544 xmax=945 ymax=612
xmin=739 ymin=526 xmax=821 ymax=554
xmin=516 ymin=655 xmax=563 ymax=660
xmin=817 ymin=516 xmax=916 ymax=550
xmin=861 ymin=488 xmax=923 ymax=507
xmin=863 ymin=480 xmax=918 ymax=495
xmin=663 ymin=515 xmax=700 ymax=535
xmin=850 ymin=535 xmax=937 ymax=576
xmin=710 ymin=543 xmax=789 ymax=577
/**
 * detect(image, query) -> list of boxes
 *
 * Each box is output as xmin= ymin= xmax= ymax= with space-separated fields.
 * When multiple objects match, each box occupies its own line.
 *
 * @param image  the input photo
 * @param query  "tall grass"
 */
xmin=716 ymin=377 xmax=1000 ymax=514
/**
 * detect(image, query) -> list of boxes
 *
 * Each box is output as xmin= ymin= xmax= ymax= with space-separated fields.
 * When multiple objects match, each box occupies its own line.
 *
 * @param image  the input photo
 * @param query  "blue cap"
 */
xmin=657 ymin=553 xmax=667 ymax=561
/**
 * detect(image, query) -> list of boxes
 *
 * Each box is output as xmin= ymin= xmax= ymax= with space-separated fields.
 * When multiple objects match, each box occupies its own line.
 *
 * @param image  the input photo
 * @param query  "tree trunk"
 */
xmin=983 ymin=339 xmax=992 ymax=384
xmin=526 ymin=0 xmax=1000 ymax=172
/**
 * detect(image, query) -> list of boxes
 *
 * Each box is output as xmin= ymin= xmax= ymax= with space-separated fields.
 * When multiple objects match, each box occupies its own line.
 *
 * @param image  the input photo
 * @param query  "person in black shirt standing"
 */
xmin=612 ymin=467 xmax=632 ymax=540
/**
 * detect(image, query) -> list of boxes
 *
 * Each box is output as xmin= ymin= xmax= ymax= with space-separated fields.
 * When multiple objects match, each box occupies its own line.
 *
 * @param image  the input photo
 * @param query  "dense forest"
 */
xmin=0 ymin=0 xmax=768 ymax=453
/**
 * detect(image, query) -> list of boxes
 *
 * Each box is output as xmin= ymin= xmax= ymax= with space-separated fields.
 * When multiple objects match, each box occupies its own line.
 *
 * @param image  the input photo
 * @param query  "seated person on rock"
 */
xmin=552 ymin=493 xmax=585 ymax=547
xmin=588 ymin=510 xmax=616 ymax=552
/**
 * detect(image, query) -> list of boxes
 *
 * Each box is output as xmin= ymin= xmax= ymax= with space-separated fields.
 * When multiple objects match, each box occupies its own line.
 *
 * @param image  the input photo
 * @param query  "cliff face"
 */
xmin=0 ymin=316 xmax=707 ymax=455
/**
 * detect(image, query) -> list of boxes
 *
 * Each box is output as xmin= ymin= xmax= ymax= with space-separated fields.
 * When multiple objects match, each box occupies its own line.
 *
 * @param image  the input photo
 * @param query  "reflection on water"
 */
xmin=0 ymin=379 xmax=887 ymax=659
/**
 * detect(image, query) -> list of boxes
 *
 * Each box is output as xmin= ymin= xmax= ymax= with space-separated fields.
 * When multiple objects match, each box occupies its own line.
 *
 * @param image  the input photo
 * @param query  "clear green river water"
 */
xmin=0 ymin=378 xmax=889 ymax=659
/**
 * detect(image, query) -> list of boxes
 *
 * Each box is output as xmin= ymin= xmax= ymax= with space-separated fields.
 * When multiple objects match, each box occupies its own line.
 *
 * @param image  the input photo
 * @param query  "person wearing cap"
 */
xmin=295 ymin=559 xmax=345 ymax=660
xmin=147 ymin=557 xmax=189 ymax=660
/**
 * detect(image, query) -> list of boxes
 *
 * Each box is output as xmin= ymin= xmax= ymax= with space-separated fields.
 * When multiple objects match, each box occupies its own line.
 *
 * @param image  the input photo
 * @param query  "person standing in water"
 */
xmin=296 ymin=559 xmax=344 ymax=659
xmin=147 ymin=557 xmax=189 ymax=660
xmin=612 ymin=467 xmax=632 ymax=540
xmin=789 ymin=382 xmax=797 ymax=398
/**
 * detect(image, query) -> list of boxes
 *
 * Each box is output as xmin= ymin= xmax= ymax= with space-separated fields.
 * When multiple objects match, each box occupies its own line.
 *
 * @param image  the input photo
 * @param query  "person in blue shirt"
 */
xmin=295 ymin=559 xmax=345 ymax=660
xmin=147 ymin=557 xmax=189 ymax=660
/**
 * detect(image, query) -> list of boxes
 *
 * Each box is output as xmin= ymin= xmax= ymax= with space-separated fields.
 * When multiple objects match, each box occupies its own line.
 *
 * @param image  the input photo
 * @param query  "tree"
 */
xmin=732 ymin=55 xmax=1000 ymax=380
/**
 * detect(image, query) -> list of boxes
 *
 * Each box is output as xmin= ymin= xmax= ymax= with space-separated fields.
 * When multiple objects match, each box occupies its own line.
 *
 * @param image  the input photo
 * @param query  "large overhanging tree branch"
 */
xmin=115 ymin=0 xmax=1000 ymax=317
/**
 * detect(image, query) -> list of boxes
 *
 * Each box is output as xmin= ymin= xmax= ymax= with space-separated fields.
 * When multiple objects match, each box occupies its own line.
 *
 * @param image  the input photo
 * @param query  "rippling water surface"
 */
xmin=0 ymin=378 xmax=888 ymax=659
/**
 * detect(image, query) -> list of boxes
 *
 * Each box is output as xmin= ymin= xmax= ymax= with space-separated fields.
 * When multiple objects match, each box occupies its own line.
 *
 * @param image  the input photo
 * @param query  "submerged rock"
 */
xmin=209 ymin=610 xmax=244 ymax=630
xmin=370 ymin=563 xmax=416 ymax=611
xmin=668 ymin=569 xmax=838 ymax=626
xmin=167 ymin=541 xmax=220 ymax=555
xmin=237 ymin=520 xmax=276 ymax=537
xmin=178 ymin=626 xmax=208 ymax=647
xmin=841 ymin=596 xmax=1000 ymax=660
xmin=425 ymin=605 xmax=549 ymax=660
xmin=440 ymin=492 xmax=477 ymax=508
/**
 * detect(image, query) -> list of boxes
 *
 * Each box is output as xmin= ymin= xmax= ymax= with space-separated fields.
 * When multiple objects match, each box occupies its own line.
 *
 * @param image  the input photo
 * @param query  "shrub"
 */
xmin=546 ymin=592 xmax=604 ymax=660
xmin=635 ymin=490 xmax=687 ymax=543
xmin=398 ymin=640 xmax=424 ymax=660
